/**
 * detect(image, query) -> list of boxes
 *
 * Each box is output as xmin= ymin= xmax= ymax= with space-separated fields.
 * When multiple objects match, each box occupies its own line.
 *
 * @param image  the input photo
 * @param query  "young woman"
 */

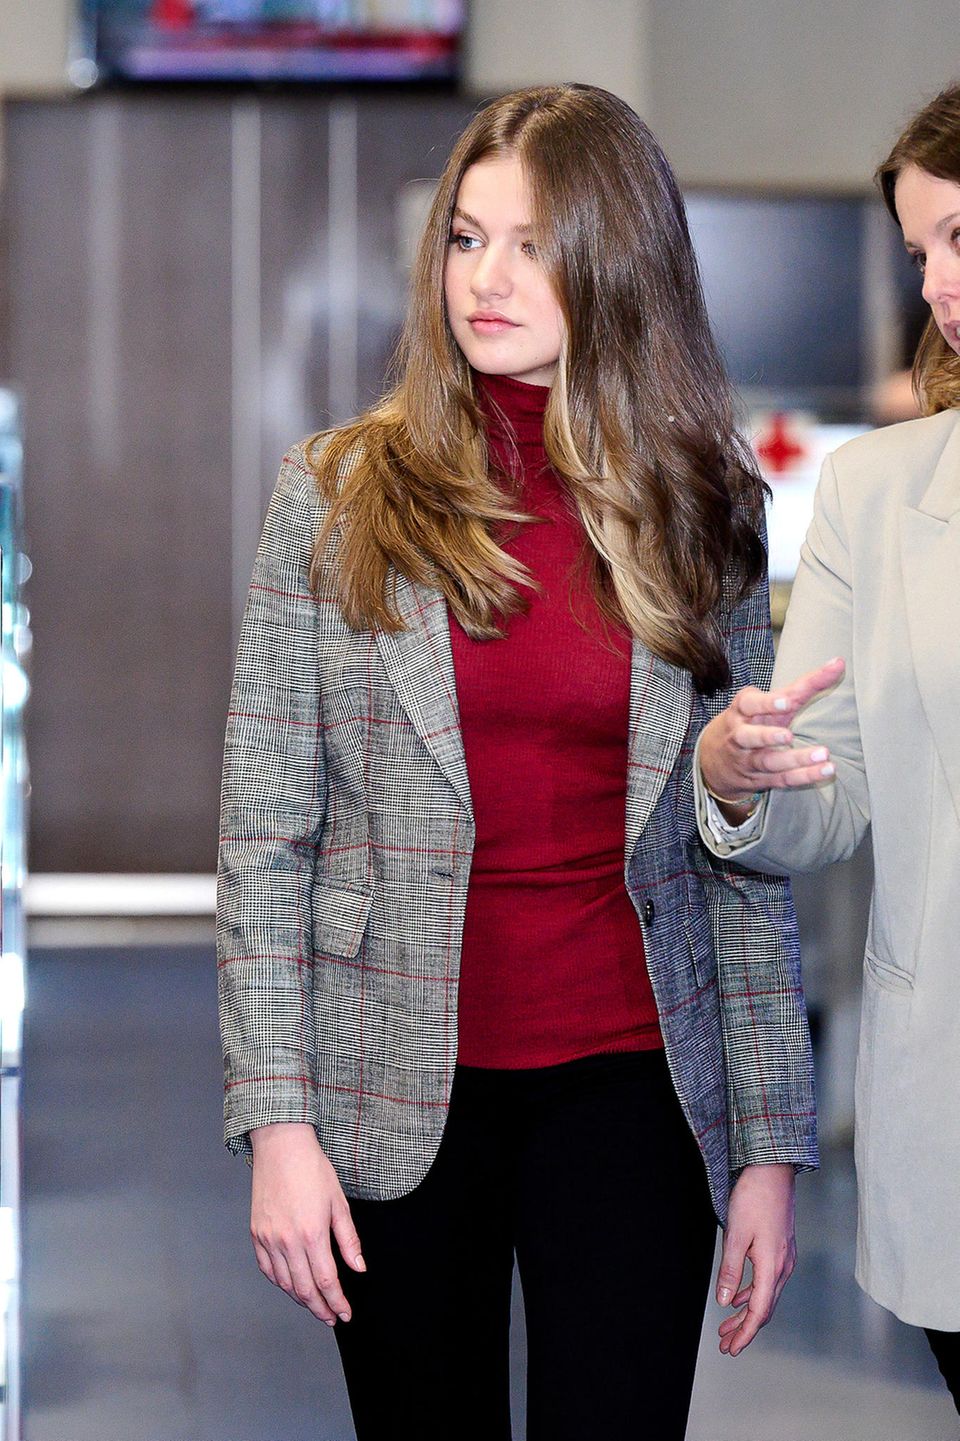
xmin=218 ymin=83 xmax=817 ymax=1441
xmin=697 ymin=82 xmax=960 ymax=1412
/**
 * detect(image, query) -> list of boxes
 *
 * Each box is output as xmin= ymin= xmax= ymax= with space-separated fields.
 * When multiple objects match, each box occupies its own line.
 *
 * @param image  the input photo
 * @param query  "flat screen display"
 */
xmin=685 ymin=192 xmax=866 ymax=415
xmin=77 ymin=1 xmax=464 ymax=85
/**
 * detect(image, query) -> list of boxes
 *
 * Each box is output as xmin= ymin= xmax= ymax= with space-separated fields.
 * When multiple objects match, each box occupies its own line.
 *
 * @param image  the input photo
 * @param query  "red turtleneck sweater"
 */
xmin=449 ymin=371 xmax=663 ymax=1068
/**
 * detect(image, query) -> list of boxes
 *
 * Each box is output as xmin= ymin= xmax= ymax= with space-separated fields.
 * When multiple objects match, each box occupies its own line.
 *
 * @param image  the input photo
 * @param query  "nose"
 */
xmin=470 ymin=242 xmax=512 ymax=300
xmin=922 ymin=252 xmax=960 ymax=307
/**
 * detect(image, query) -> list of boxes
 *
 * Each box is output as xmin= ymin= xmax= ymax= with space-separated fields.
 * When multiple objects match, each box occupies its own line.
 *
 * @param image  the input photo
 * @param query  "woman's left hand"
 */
xmin=715 ymin=1162 xmax=796 ymax=1355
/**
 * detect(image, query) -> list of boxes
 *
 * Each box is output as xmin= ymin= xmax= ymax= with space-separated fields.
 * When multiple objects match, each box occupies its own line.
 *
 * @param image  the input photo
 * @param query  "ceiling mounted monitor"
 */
xmin=73 ymin=1 xmax=464 ymax=87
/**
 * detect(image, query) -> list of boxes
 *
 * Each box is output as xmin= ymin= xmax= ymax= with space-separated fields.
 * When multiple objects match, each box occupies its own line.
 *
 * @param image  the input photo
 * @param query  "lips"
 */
xmin=467 ymin=311 xmax=519 ymax=332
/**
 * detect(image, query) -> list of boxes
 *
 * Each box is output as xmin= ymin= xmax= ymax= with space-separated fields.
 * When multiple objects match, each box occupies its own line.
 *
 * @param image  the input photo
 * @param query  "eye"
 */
xmin=909 ymin=249 xmax=926 ymax=274
xmin=952 ymin=227 xmax=960 ymax=251
xmin=521 ymin=240 xmax=539 ymax=258
xmin=449 ymin=231 xmax=481 ymax=252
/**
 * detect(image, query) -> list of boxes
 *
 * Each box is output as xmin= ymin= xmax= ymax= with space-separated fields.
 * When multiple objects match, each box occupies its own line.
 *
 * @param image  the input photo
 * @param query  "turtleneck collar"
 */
xmin=474 ymin=370 xmax=550 ymax=459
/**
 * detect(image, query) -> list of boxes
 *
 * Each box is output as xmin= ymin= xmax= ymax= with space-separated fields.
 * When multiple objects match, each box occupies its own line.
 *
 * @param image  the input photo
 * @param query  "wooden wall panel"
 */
xmin=5 ymin=97 xmax=233 ymax=871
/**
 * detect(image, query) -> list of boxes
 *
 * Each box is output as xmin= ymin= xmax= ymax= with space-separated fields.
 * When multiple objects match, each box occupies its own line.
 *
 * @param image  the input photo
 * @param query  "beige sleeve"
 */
xmin=696 ymin=453 xmax=870 ymax=875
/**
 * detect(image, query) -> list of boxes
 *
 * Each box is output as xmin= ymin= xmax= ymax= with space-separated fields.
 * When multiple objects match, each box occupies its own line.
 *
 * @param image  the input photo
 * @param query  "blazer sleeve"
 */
xmin=696 ymin=517 xmax=818 ymax=1176
xmin=696 ymin=453 xmax=870 ymax=873
xmin=217 ymin=446 xmax=328 ymax=1157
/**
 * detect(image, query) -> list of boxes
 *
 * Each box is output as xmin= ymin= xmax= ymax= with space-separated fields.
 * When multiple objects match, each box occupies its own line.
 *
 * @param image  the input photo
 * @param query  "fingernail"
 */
xmin=718 ymin=1286 xmax=731 ymax=1305
xmin=325 ymin=1318 xmax=336 ymax=1327
xmin=821 ymin=763 xmax=835 ymax=777
xmin=779 ymin=732 xmax=792 ymax=745
xmin=338 ymin=1312 xmax=351 ymax=1323
xmin=773 ymin=698 xmax=788 ymax=711
xmin=355 ymin=1254 xmax=367 ymax=1273
xmin=810 ymin=747 xmax=827 ymax=762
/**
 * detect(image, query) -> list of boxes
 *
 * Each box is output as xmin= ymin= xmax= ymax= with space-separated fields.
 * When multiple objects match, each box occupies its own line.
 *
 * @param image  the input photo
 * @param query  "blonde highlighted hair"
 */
xmin=876 ymin=82 xmax=960 ymax=415
xmin=308 ymin=84 xmax=766 ymax=692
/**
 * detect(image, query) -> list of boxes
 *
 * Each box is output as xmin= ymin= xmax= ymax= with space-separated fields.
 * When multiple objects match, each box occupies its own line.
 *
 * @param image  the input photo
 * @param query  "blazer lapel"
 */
xmin=376 ymin=577 xmax=693 ymax=840
xmin=900 ymin=423 xmax=960 ymax=824
xmin=624 ymin=638 xmax=693 ymax=862
xmin=375 ymin=572 xmax=473 ymax=817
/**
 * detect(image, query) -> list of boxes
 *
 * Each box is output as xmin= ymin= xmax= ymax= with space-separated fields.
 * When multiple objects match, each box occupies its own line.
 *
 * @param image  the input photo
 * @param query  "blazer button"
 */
xmin=642 ymin=899 xmax=655 ymax=925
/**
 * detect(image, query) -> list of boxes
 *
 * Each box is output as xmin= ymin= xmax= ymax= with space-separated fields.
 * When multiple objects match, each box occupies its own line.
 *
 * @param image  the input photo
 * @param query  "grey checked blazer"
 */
xmin=218 ymin=444 xmax=818 ymax=1224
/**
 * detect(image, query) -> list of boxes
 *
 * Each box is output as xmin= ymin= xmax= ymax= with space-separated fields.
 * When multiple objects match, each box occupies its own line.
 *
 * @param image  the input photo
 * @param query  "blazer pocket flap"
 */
xmin=863 ymin=946 xmax=914 ymax=995
xmin=312 ymin=883 xmax=373 ymax=959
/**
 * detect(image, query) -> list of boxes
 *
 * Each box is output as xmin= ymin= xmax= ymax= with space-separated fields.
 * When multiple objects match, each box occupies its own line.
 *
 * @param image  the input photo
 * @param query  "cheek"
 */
xmin=541 ymin=300 xmax=565 ymax=355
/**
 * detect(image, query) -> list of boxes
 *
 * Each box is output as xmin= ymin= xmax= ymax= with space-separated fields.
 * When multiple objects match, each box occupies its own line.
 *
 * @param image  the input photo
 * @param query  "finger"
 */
xmin=749 ymin=745 xmax=830 ymax=776
xmin=285 ymin=1252 xmax=339 ymax=1326
xmin=734 ymin=755 xmax=835 ymax=788
xmin=725 ymin=1263 xmax=777 ymax=1356
xmin=304 ymin=1241 xmax=353 ymax=1323
xmin=732 ymin=685 xmax=779 ymax=720
xmin=716 ymin=1234 xmax=747 ymax=1308
xmin=730 ymin=725 xmax=794 ymax=752
xmin=768 ymin=659 xmax=846 ymax=715
xmin=772 ymin=761 xmax=836 ymax=788
xmin=718 ymin=1305 xmax=748 ymax=1353
xmin=714 ymin=1308 xmax=743 ymax=1337
xmin=331 ymin=1204 xmax=367 ymax=1274
xmin=718 ymin=1296 xmax=751 ymax=1336
xmin=736 ymin=659 xmax=845 ymax=720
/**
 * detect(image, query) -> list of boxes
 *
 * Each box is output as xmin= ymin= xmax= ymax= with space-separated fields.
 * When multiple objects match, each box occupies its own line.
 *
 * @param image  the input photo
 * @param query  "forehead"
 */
xmin=454 ymin=155 xmax=531 ymax=224
xmin=895 ymin=165 xmax=960 ymax=238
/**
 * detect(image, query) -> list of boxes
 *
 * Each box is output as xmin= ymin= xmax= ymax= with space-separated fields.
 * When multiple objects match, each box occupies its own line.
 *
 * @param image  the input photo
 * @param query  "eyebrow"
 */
xmin=452 ymin=207 xmax=533 ymax=234
xmin=904 ymin=210 xmax=960 ymax=246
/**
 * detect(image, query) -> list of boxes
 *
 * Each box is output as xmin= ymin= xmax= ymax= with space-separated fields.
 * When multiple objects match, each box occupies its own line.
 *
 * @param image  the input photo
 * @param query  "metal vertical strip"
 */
xmin=230 ymin=99 xmax=263 ymax=652
xmin=327 ymin=100 xmax=359 ymax=426
xmin=88 ymin=99 xmax=122 ymax=479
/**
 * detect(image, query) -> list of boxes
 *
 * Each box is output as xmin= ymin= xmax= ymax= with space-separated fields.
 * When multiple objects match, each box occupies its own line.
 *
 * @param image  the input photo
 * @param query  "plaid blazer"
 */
xmin=218 ymin=444 xmax=818 ymax=1223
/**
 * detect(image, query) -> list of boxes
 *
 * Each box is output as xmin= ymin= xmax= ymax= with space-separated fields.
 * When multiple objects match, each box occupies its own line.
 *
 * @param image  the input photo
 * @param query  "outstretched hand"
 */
xmin=699 ymin=657 xmax=846 ymax=809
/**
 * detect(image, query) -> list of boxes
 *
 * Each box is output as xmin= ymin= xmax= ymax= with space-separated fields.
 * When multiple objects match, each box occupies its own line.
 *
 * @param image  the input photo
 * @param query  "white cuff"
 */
xmin=693 ymin=735 xmax=769 ymax=856
xmin=701 ymin=788 xmax=766 ymax=845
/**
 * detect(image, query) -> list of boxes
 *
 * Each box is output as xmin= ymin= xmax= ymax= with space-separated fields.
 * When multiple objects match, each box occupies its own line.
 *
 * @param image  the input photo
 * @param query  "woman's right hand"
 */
xmin=699 ymin=657 xmax=846 ymax=814
xmin=249 ymin=1122 xmax=365 ymax=1326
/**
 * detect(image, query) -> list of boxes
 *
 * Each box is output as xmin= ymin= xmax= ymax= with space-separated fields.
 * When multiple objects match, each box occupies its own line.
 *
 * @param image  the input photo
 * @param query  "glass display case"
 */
xmin=0 ymin=388 xmax=27 ymax=1441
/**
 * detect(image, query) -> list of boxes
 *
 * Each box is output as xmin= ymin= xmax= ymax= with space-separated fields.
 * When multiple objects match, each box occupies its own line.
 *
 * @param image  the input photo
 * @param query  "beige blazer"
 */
xmin=698 ymin=407 xmax=960 ymax=1328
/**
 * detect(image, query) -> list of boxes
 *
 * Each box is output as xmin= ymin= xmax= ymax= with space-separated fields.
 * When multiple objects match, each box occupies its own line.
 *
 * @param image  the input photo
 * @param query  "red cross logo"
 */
xmin=151 ymin=0 xmax=195 ymax=27
xmin=754 ymin=412 xmax=807 ymax=475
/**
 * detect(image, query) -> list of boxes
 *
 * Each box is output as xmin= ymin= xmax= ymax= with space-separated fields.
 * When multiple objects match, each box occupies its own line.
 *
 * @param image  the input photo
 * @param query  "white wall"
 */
xmin=647 ymin=0 xmax=957 ymax=189
xmin=467 ymin=0 xmax=649 ymax=115
xmin=0 ymin=0 xmax=72 ymax=94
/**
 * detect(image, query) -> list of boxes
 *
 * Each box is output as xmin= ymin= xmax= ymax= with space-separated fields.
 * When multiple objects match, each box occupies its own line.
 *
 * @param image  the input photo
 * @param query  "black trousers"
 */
xmin=335 ymin=1049 xmax=717 ymax=1441
xmin=925 ymin=1329 xmax=960 ymax=1413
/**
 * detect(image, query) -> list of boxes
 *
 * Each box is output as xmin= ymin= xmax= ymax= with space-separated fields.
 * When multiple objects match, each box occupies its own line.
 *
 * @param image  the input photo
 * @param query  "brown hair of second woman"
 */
xmin=308 ymin=84 xmax=767 ymax=693
xmin=876 ymin=82 xmax=960 ymax=415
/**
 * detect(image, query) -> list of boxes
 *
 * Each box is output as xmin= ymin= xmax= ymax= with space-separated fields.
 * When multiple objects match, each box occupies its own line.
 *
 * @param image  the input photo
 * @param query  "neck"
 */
xmin=474 ymin=370 xmax=549 ymax=457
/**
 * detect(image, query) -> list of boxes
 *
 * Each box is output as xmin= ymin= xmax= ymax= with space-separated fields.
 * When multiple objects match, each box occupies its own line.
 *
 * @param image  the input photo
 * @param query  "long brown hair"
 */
xmin=876 ymin=82 xmax=960 ymax=415
xmin=308 ymin=84 xmax=765 ymax=693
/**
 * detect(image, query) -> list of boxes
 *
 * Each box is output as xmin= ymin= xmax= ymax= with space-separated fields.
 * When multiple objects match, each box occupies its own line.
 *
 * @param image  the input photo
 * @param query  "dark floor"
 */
xmin=18 ymin=946 xmax=958 ymax=1441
